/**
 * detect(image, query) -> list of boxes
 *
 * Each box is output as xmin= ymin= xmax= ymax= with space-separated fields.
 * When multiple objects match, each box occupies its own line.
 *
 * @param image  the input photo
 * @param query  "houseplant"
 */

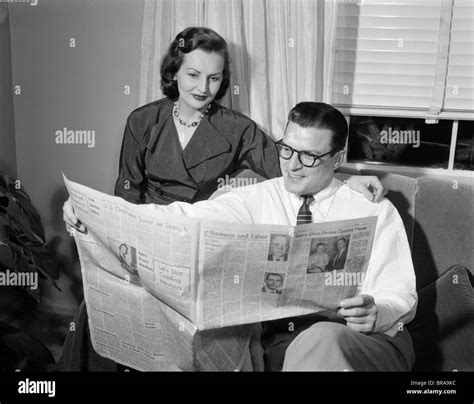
xmin=0 ymin=170 xmax=59 ymax=370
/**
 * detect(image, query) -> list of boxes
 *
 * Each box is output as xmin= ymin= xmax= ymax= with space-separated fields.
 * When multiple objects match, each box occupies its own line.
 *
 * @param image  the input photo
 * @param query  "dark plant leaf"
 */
xmin=29 ymin=255 xmax=61 ymax=291
xmin=25 ymin=286 xmax=40 ymax=302
xmin=0 ymin=224 xmax=7 ymax=240
xmin=29 ymin=245 xmax=59 ymax=280
xmin=0 ymin=171 xmax=8 ymax=189
xmin=0 ymin=170 xmax=60 ymax=289
xmin=5 ymin=207 xmax=45 ymax=245
xmin=0 ymin=243 xmax=16 ymax=268
xmin=1 ymin=175 xmax=45 ymax=241
xmin=0 ymin=322 xmax=55 ymax=364
xmin=11 ymin=193 xmax=46 ymax=240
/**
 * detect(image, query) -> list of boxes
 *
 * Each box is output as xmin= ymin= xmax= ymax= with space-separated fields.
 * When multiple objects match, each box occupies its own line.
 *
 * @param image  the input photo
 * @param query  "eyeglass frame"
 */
xmin=275 ymin=140 xmax=344 ymax=168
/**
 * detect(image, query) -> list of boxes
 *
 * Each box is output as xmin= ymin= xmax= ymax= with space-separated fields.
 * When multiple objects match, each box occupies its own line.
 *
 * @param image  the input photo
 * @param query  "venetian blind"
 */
xmin=332 ymin=0 xmax=473 ymax=118
xmin=444 ymin=0 xmax=474 ymax=114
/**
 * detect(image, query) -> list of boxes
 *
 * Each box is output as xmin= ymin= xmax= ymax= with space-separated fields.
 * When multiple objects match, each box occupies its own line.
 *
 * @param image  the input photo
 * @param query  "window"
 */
xmin=455 ymin=121 xmax=474 ymax=170
xmin=347 ymin=116 xmax=452 ymax=169
xmin=332 ymin=0 xmax=474 ymax=173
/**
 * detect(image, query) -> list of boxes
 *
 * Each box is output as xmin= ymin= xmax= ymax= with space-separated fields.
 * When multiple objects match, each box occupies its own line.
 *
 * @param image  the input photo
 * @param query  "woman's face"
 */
xmin=174 ymin=48 xmax=224 ymax=113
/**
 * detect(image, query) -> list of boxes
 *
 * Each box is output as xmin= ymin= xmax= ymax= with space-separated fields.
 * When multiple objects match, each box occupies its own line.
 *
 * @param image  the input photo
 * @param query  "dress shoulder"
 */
xmin=127 ymin=98 xmax=171 ymax=124
xmin=125 ymin=98 xmax=173 ymax=143
xmin=210 ymin=103 xmax=259 ymax=132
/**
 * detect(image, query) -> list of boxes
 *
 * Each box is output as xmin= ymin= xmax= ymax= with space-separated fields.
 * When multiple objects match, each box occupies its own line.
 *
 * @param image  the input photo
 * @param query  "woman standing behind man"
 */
xmin=63 ymin=27 xmax=384 ymax=370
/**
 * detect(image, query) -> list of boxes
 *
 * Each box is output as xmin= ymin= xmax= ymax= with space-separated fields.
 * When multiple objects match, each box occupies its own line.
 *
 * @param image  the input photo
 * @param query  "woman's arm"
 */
xmin=237 ymin=123 xmax=282 ymax=180
xmin=114 ymin=118 xmax=147 ymax=204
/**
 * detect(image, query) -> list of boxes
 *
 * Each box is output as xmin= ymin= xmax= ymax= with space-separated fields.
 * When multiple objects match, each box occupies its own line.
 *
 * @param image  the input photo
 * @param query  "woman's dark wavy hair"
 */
xmin=160 ymin=27 xmax=230 ymax=101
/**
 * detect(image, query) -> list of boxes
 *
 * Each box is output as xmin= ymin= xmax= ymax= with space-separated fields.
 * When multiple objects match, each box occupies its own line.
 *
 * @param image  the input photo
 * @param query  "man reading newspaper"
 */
xmin=64 ymin=102 xmax=417 ymax=371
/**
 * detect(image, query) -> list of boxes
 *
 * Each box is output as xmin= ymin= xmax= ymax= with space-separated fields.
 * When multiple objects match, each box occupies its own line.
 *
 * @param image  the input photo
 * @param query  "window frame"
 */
xmin=342 ymin=111 xmax=473 ymax=177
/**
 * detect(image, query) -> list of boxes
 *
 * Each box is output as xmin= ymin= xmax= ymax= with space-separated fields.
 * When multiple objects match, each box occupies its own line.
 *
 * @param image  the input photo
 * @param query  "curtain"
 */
xmin=139 ymin=0 xmax=334 ymax=140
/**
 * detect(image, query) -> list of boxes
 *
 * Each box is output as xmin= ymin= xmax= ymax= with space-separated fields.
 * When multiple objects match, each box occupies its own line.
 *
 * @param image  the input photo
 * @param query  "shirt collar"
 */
xmin=291 ymin=178 xmax=341 ymax=217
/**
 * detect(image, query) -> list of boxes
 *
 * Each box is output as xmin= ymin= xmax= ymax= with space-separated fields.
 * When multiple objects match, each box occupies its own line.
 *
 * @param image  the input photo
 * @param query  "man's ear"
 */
xmin=333 ymin=149 xmax=347 ymax=170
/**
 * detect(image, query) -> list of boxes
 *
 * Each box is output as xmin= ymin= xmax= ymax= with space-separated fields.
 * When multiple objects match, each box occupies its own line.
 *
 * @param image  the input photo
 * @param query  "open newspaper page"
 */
xmin=64 ymin=175 xmax=251 ymax=371
xmin=75 ymin=240 xmax=251 ymax=371
xmin=196 ymin=217 xmax=377 ymax=329
xmin=64 ymin=175 xmax=199 ymax=321
xmin=64 ymin=176 xmax=376 ymax=369
xmin=74 ymin=245 xmax=196 ymax=370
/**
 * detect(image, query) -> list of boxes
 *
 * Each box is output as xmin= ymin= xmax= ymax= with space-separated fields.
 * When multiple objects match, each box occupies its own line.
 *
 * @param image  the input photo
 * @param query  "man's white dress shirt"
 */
xmin=145 ymin=177 xmax=417 ymax=337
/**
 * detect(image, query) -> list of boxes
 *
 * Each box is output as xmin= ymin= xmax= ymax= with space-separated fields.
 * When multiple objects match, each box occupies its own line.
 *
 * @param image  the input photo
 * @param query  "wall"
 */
xmin=0 ymin=4 xmax=17 ymax=178
xmin=9 ymin=0 xmax=143 ymax=312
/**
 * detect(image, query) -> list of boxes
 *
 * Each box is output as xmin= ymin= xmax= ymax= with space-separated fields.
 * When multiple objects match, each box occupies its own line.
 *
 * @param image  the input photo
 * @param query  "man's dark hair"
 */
xmin=160 ymin=27 xmax=230 ymax=101
xmin=287 ymin=102 xmax=348 ymax=151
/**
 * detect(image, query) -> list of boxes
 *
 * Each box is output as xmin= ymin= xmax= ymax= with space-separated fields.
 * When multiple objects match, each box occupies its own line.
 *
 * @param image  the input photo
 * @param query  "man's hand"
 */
xmin=63 ymin=197 xmax=87 ymax=234
xmin=338 ymin=294 xmax=378 ymax=334
xmin=346 ymin=175 xmax=387 ymax=203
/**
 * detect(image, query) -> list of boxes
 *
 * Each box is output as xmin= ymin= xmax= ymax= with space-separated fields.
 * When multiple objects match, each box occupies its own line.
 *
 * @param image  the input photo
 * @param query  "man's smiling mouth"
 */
xmin=287 ymin=172 xmax=304 ymax=180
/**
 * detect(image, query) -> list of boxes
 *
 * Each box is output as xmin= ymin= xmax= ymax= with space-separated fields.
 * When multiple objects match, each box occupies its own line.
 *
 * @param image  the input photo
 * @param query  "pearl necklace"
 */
xmin=173 ymin=101 xmax=211 ymax=128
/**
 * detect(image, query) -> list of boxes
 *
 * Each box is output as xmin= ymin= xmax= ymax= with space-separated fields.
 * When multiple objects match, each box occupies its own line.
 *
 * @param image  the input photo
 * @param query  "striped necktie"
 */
xmin=296 ymin=195 xmax=314 ymax=225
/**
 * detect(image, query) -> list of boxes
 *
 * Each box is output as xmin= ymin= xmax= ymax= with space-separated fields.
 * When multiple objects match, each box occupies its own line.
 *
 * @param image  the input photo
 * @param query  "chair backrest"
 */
xmin=412 ymin=176 xmax=473 ymax=288
xmin=361 ymin=171 xmax=418 ymax=251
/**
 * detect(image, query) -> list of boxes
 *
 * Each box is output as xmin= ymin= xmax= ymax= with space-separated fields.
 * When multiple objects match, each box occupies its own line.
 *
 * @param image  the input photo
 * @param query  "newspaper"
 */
xmin=196 ymin=217 xmax=376 ymax=329
xmin=64 ymin=175 xmax=377 ymax=371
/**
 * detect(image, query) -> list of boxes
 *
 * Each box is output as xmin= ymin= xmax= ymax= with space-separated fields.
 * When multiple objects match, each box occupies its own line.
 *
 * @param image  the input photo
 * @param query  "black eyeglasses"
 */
xmin=275 ymin=140 xmax=343 ymax=168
